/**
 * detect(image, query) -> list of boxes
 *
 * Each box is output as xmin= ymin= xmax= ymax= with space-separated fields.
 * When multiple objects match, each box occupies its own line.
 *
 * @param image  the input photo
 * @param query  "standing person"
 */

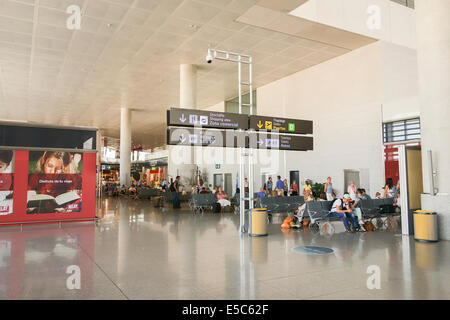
xmin=275 ymin=176 xmax=284 ymax=197
xmin=383 ymin=178 xmax=397 ymax=198
xmin=173 ymin=176 xmax=181 ymax=209
xmin=266 ymin=177 xmax=273 ymax=195
xmin=244 ymin=178 xmax=249 ymax=194
xmin=324 ymin=177 xmax=334 ymax=201
xmin=283 ymin=179 xmax=288 ymax=197
xmin=303 ymin=180 xmax=313 ymax=198
xmin=347 ymin=181 xmax=357 ymax=201
xmin=290 ymin=180 xmax=299 ymax=196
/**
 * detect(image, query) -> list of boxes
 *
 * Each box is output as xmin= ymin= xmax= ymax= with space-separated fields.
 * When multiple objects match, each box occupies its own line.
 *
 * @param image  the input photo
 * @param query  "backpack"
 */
xmin=363 ymin=221 xmax=375 ymax=232
xmin=169 ymin=183 xmax=175 ymax=192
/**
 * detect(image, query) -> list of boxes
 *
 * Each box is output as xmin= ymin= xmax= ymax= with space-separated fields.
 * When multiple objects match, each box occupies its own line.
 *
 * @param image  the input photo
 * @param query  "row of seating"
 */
xmin=304 ymin=198 xmax=396 ymax=227
xmin=255 ymin=196 xmax=305 ymax=213
xmin=190 ymin=193 xmax=219 ymax=214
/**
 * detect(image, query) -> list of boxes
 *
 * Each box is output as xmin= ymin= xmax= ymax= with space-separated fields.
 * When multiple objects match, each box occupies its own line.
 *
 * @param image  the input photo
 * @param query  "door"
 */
xmin=224 ymin=173 xmax=232 ymax=197
xmin=344 ymin=170 xmax=360 ymax=193
xmin=406 ymin=147 xmax=423 ymax=210
xmin=289 ymin=171 xmax=299 ymax=188
xmin=213 ymin=174 xmax=224 ymax=190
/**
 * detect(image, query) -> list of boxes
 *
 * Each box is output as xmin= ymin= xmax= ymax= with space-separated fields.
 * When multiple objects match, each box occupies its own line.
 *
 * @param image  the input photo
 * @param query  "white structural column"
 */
xmin=120 ymin=108 xmax=132 ymax=186
xmin=168 ymin=64 xmax=197 ymax=184
xmin=180 ymin=64 xmax=197 ymax=109
xmin=416 ymin=0 xmax=450 ymax=240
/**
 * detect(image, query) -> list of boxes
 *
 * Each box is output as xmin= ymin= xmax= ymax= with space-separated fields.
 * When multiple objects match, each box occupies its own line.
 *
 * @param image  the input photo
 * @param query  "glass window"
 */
xmin=383 ymin=118 xmax=421 ymax=144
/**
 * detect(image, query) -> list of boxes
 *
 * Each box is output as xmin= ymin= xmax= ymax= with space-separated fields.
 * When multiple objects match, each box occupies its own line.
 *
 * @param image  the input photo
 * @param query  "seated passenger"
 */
xmin=295 ymin=193 xmax=315 ymax=222
xmin=394 ymin=191 xmax=401 ymax=213
xmin=375 ymin=192 xmax=382 ymax=199
xmin=257 ymin=187 xmax=266 ymax=198
xmin=216 ymin=187 xmax=231 ymax=208
xmin=351 ymin=190 xmax=367 ymax=230
xmin=318 ymin=192 xmax=327 ymax=201
xmin=360 ymin=188 xmax=372 ymax=200
xmin=330 ymin=194 xmax=361 ymax=233
xmin=199 ymin=187 xmax=209 ymax=194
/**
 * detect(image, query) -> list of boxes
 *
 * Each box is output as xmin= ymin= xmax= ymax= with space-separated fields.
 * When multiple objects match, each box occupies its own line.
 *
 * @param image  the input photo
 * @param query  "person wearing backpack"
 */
xmin=330 ymin=194 xmax=361 ymax=232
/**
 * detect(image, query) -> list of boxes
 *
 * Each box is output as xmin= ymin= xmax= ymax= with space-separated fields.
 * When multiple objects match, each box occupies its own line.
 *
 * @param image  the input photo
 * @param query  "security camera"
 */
xmin=206 ymin=50 xmax=213 ymax=64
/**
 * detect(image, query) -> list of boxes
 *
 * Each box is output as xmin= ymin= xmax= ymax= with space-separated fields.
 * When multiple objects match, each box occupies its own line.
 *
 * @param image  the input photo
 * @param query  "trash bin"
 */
xmin=249 ymin=208 xmax=268 ymax=237
xmin=414 ymin=210 xmax=438 ymax=242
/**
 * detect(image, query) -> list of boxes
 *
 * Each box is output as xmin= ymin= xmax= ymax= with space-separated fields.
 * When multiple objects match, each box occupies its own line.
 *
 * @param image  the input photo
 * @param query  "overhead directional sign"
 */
xmin=249 ymin=115 xmax=313 ymax=135
xmin=167 ymin=108 xmax=249 ymax=130
xmin=249 ymin=133 xmax=313 ymax=151
xmin=167 ymin=128 xmax=246 ymax=148
xmin=168 ymin=128 xmax=313 ymax=151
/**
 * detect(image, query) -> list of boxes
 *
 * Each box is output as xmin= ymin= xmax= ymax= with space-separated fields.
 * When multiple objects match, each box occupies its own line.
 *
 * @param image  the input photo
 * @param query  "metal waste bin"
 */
xmin=414 ymin=210 xmax=438 ymax=242
xmin=249 ymin=208 xmax=268 ymax=237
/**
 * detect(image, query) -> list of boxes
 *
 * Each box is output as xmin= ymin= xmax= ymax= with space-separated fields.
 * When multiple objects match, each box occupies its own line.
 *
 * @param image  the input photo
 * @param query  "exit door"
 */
xmin=398 ymin=145 xmax=424 ymax=235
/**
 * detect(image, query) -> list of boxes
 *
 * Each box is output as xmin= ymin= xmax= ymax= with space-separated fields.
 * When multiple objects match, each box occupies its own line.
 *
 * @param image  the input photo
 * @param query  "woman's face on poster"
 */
xmin=43 ymin=156 xmax=63 ymax=174
xmin=0 ymin=161 xmax=8 ymax=173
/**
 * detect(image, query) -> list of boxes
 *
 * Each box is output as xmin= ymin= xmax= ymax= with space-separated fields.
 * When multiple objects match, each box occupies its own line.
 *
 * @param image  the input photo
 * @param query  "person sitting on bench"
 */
xmin=257 ymin=187 xmax=266 ymax=198
xmin=350 ymin=190 xmax=367 ymax=231
xmin=330 ymin=194 xmax=361 ymax=233
xmin=217 ymin=187 xmax=231 ymax=209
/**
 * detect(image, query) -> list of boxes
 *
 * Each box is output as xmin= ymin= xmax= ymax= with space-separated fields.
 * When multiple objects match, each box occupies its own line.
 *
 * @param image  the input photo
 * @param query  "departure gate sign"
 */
xmin=249 ymin=133 xmax=313 ymax=151
xmin=167 ymin=108 xmax=249 ymax=130
xmin=249 ymin=115 xmax=313 ymax=135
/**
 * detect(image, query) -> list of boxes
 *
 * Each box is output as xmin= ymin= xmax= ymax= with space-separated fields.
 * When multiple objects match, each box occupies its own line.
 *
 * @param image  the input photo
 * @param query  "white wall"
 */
xmin=290 ymin=0 xmax=417 ymax=49
xmin=380 ymin=41 xmax=420 ymax=122
xmin=256 ymin=42 xmax=386 ymax=197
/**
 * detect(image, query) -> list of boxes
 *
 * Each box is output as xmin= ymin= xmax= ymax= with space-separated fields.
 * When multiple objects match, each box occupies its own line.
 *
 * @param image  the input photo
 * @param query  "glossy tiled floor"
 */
xmin=0 ymin=197 xmax=449 ymax=300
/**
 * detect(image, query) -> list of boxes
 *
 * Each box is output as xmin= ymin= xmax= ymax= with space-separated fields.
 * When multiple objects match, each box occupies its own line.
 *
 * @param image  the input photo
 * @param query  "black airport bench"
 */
xmin=255 ymin=196 xmax=305 ymax=213
xmin=191 ymin=193 xmax=218 ymax=214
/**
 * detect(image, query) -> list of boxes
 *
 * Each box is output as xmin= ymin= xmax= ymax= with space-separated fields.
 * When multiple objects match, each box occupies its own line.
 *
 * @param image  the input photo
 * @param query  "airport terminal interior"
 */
xmin=0 ymin=0 xmax=449 ymax=300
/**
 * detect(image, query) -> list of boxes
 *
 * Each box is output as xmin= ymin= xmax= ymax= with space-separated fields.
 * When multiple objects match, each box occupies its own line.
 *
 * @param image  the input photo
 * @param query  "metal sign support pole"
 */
xmin=208 ymin=48 xmax=253 ymax=234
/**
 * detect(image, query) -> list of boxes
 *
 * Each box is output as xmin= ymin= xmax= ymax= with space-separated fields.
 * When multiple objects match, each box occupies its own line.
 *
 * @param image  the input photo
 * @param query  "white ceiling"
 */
xmin=0 ymin=0 xmax=375 ymax=148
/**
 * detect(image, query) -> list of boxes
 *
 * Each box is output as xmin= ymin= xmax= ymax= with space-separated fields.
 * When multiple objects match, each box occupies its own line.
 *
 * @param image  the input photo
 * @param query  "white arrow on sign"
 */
xmin=180 ymin=114 xmax=187 ymax=123
xmin=257 ymin=139 xmax=264 ymax=145
xmin=179 ymin=134 xmax=186 ymax=143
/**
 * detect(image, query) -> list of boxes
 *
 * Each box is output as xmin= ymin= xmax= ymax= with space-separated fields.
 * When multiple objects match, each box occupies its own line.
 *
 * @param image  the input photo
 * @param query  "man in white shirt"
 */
xmin=330 ymin=194 xmax=361 ymax=232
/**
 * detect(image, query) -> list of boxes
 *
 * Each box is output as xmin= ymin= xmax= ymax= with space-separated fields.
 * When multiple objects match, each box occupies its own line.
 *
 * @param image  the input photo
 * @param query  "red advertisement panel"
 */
xmin=0 ymin=150 xmax=14 ymax=215
xmin=0 ymin=151 xmax=96 ymax=225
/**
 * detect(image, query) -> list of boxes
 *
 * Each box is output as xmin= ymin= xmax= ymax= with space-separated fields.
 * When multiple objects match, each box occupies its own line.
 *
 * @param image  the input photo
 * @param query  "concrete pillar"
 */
xmin=180 ymin=64 xmax=197 ymax=109
xmin=167 ymin=65 xmax=198 ymax=186
xmin=416 ymin=0 xmax=450 ymax=240
xmin=120 ymin=108 xmax=132 ymax=186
